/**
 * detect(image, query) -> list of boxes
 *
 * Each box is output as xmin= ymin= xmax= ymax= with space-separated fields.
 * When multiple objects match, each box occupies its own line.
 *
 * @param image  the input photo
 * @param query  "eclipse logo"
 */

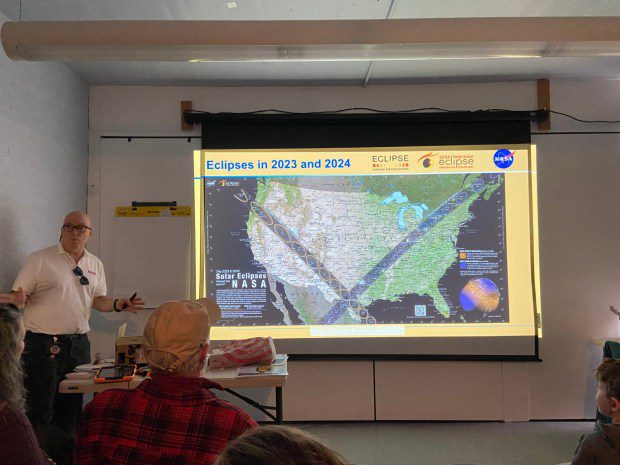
xmin=417 ymin=152 xmax=438 ymax=168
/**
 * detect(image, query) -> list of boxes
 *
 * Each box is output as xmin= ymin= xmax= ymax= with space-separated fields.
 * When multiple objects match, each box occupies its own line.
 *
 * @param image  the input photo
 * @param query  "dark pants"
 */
xmin=22 ymin=331 xmax=90 ymax=464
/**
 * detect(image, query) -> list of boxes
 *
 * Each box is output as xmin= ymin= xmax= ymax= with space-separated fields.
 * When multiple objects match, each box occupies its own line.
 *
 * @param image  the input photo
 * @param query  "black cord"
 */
xmin=185 ymin=107 xmax=511 ymax=115
xmin=242 ymin=107 xmax=467 ymax=115
xmin=549 ymin=110 xmax=620 ymax=124
xmin=185 ymin=108 xmax=620 ymax=123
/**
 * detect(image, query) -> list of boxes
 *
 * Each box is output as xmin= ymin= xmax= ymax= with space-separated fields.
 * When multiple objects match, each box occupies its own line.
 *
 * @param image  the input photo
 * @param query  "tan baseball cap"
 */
xmin=143 ymin=298 xmax=221 ymax=374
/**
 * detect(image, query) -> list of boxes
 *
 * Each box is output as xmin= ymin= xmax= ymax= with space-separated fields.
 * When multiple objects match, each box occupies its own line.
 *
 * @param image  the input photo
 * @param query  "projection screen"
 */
xmin=194 ymin=146 xmax=539 ymax=358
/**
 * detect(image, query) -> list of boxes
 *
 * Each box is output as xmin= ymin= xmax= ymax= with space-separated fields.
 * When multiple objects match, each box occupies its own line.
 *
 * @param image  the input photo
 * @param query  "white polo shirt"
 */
xmin=13 ymin=243 xmax=107 ymax=334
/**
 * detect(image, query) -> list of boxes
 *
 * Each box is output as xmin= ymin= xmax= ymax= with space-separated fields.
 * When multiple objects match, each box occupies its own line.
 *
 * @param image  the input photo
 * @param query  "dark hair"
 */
xmin=596 ymin=359 xmax=620 ymax=400
xmin=215 ymin=425 xmax=348 ymax=465
xmin=0 ymin=303 xmax=25 ymax=411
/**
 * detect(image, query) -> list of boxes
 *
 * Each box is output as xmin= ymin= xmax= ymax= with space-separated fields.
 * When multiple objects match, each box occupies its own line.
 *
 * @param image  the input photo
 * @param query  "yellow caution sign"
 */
xmin=115 ymin=206 xmax=192 ymax=217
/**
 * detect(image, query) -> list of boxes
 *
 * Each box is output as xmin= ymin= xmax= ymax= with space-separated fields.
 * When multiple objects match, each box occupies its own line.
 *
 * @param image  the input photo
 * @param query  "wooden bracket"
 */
xmin=181 ymin=100 xmax=193 ymax=132
xmin=537 ymin=79 xmax=550 ymax=131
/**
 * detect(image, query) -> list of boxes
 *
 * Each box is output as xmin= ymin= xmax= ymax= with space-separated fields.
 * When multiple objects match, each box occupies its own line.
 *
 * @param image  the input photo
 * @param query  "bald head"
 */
xmin=60 ymin=211 xmax=93 ymax=258
xmin=63 ymin=211 xmax=92 ymax=228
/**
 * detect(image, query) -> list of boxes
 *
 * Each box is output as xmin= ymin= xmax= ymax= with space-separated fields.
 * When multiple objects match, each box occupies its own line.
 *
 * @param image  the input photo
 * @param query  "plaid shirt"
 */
xmin=74 ymin=373 xmax=258 ymax=465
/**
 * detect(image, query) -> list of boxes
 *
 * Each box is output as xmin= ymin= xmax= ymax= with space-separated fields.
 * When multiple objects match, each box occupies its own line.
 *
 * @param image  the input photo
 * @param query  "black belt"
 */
xmin=26 ymin=331 xmax=87 ymax=341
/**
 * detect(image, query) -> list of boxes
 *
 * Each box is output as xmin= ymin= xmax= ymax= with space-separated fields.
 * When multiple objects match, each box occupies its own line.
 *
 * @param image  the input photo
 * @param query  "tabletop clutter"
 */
xmin=72 ymin=322 xmax=277 ymax=382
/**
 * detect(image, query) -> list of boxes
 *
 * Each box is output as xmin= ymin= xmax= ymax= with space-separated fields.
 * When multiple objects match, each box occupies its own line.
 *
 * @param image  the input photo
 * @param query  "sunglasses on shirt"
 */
xmin=72 ymin=266 xmax=90 ymax=286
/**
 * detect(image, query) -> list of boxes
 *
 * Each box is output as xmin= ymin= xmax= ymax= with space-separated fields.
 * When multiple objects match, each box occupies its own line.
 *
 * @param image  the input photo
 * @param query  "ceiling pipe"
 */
xmin=2 ymin=17 xmax=620 ymax=62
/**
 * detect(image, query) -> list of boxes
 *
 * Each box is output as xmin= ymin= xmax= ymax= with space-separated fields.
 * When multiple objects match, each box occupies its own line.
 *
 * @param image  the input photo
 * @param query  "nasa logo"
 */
xmin=493 ymin=149 xmax=515 ymax=169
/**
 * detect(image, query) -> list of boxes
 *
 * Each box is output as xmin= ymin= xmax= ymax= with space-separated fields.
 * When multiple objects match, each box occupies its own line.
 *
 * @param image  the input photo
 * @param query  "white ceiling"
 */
xmin=6 ymin=0 xmax=620 ymax=21
xmin=1 ymin=0 xmax=619 ymax=86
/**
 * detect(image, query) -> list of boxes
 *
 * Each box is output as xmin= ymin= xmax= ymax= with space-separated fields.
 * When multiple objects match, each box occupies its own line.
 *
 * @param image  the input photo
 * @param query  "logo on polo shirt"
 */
xmin=87 ymin=270 xmax=97 ymax=276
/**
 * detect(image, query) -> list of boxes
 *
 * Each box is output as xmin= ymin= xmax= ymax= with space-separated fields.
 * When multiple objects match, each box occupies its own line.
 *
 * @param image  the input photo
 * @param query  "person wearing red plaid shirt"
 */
xmin=74 ymin=298 xmax=258 ymax=465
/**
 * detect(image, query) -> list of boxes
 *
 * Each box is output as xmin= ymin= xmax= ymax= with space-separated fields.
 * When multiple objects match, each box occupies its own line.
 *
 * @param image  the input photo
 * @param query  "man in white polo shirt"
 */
xmin=0 ymin=211 xmax=144 ymax=453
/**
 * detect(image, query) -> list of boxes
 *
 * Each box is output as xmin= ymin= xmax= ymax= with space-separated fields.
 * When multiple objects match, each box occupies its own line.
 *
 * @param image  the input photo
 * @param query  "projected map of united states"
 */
xmin=210 ymin=172 xmax=507 ymax=325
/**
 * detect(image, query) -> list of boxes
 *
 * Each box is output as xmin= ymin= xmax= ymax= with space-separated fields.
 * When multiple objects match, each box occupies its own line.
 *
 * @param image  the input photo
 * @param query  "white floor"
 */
xmin=292 ymin=421 xmax=591 ymax=465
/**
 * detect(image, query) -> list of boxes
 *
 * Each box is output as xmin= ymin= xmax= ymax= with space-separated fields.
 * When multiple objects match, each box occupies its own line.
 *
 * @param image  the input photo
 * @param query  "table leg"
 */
xmin=275 ymin=386 xmax=283 ymax=424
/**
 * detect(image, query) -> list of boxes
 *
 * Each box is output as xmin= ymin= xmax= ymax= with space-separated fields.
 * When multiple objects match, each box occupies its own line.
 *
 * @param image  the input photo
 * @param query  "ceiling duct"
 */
xmin=2 ymin=17 xmax=620 ymax=62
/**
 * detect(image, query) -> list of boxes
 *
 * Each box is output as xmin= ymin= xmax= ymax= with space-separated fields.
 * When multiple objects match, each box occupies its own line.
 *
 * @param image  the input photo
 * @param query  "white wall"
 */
xmin=0 ymin=12 xmax=89 ymax=291
xmin=88 ymin=80 xmax=620 ymax=420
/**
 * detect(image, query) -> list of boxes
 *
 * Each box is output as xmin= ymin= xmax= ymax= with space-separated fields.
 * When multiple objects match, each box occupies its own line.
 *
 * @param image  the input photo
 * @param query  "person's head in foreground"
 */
xmin=570 ymin=359 xmax=620 ymax=465
xmin=143 ymin=298 xmax=221 ymax=376
xmin=0 ymin=303 xmax=26 ymax=410
xmin=0 ymin=303 xmax=54 ymax=465
xmin=75 ymin=298 xmax=257 ymax=465
xmin=596 ymin=358 xmax=620 ymax=423
xmin=215 ymin=425 xmax=348 ymax=465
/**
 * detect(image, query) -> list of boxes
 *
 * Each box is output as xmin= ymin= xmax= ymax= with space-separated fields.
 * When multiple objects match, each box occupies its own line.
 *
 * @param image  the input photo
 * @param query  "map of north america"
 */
xmin=243 ymin=174 xmax=503 ymax=324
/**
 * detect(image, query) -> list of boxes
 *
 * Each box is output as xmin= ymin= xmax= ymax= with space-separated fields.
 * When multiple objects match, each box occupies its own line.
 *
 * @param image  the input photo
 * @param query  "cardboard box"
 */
xmin=115 ymin=323 xmax=146 ymax=366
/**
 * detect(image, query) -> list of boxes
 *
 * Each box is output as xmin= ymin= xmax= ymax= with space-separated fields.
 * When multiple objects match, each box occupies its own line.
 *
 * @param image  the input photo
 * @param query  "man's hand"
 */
xmin=117 ymin=295 xmax=145 ymax=314
xmin=93 ymin=295 xmax=145 ymax=313
xmin=0 ymin=287 xmax=27 ymax=308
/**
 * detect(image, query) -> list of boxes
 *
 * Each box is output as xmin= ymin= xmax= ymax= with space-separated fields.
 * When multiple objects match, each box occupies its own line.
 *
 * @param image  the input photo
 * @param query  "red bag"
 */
xmin=208 ymin=337 xmax=276 ymax=368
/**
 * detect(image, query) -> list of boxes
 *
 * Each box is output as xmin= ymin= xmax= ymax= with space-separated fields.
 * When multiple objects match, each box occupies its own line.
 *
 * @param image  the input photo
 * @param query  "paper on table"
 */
xmin=238 ymin=364 xmax=288 ymax=377
xmin=75 ymin=361 xmax=115 ymax=372
xmin=203 ymin=366 xmax=239 ymax=379
xmin=271 ymin=354 xmax=288 ymax=366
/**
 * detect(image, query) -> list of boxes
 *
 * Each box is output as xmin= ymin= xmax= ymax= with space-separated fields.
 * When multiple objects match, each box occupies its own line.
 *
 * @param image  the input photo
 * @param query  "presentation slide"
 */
xmin=194 ymin=145 xmax=540 ymax=356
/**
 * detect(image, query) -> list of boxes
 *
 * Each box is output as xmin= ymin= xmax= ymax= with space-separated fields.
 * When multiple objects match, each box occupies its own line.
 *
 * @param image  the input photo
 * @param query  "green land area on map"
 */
xmin=245 ymin=174 xmax=502 ymax=323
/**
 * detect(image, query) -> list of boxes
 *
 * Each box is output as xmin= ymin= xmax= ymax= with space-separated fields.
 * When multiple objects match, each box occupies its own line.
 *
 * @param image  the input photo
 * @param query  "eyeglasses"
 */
xmin=62 ymin=224 xmax=92 ymax=234
xmin=72 ymin=266 xmax=90 ymax=286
